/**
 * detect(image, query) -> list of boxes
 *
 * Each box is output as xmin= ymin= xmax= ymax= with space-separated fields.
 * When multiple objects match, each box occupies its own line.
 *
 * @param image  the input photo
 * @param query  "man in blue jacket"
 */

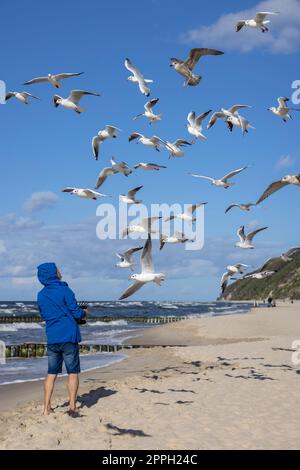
xmin=37 ymin=262 xmax=86 ymax=416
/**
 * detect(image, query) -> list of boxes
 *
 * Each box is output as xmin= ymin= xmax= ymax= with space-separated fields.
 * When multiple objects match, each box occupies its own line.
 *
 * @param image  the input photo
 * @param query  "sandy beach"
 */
xmin=0 ymin=302 xmax=299 ymax=450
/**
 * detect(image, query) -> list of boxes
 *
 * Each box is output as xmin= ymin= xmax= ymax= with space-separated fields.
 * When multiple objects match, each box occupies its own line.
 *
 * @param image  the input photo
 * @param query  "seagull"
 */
xmin=92 ymin=125 xmax=120 ymax=160
xmin=190 ymin=166 xmax=248 ymax=188
xmin=187 ymin=110 xmax=211 ymax=141
xmin=236 ymin=225 xmax=268 ymax=249
xmin=170 ymin=48 xmax=224 ymax=86
xmin=115 ymin=246 xmax=143 ymax=271
xmin=129 ymin=133 xmax=165 ymax=151
xmin=243 ymin=270 xmax=277 ymax=279
xmin=119 ymin=186 xmax=143 ymax=204
xmin=165 ymin=203 xmax=207 ymax=223
xmin=134 ymin=162 xmax=167 ymax=171
xmin=53 ymin=90 xmax=100 ymax=113
xmin=160 ymin=231 xmax=193 ymax=250
xmin=256 ymin=174 xmax=300 ymax=204
xmin=133 ymin=98 xmax=162 ymax=124
xmin=122 ymin=217 xmax=161 ymax=238
xmin=124 ymin=58 xmax=153 ymax=96
xmin=236 ymin=12 xmax=279 ymax=33
xmin=119 ymin=235 xmax=165 ymax=300
xmin=23 ymin=72 xmax=83 ymax=88
xmin=164 ymin=139 xmax=192 ymax=158
xmin=95 ymin=157 xmax=132 ymax=189
xmin=226 ymin=113 xmax=255 ymax=134
xmin=268 ymin=97 xmax=300 ymax=122
xmin=5 ymin=91 xmax=40 ymax=104
xmin=225 ymin=202 xmax=255 ymax=214
xmin=207 ymin=105 xmax=251 ymax=129
xmin=280 ymin=247 xmax=300 ymax=262
xmin=221 ymin=264 xmax=248 ymax=293
xmin=62 ymin=188 xmax=108 ymax=200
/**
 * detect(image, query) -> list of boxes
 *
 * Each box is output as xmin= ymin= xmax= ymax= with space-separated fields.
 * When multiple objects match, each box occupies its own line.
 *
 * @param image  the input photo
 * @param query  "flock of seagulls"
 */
xmin=6 ymin=10 xmax=299 ymax=300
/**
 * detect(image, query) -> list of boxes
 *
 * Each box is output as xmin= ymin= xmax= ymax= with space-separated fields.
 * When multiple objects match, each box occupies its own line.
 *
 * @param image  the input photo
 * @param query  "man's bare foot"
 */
xmin=43 ymin=407 xmax=55 ymax=416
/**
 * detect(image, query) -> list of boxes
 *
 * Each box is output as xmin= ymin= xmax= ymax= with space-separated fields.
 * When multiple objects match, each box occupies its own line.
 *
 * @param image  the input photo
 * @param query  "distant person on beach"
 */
xmin=267 ymin=297 xmax=273 ymax=308
xmin=37 ymin=263 xmax=87 ymax=416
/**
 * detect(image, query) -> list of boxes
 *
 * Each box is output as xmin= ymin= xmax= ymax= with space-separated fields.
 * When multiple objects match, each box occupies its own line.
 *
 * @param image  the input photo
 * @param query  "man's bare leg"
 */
xmin=67 ymin=373 xmax=79 ymax=411
xmin=43 ymin=374 xmax=57 ymax=416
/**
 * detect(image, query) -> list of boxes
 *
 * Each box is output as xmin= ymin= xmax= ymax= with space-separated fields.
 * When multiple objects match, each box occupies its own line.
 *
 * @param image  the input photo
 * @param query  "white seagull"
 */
xmin=165 ymin=203 xmax=207 ymax=223
xmin=256 ymin=174 xmax=300 ymax=204
xmin=164 ymin=139 xmax=192 ymax=158
xmin=207 ymin=105 xmax=251 ymax=129
xmin=23 ymin=72 xmax=83 ymax=88
xmin=119 ymin=186 xmax=143 ymax=204
xmin=133 ymin=98 xmax=162 ymax=124
xmin=122 ymin=216 xmax=161 ymax=238
xmin=190 ymin=166 xmax=248 ymax=188
xmin=225 ymin=202 xmax=255 ymax=214
xmin=160 ymin=231 xmax=193 ymax=250
xmin=134 ymin=162 xmax=167 ymax=171
xmin=243 ymin=270 xmax=277 ymax=280
xmin=125 ymin=58 xmax=153 ymax=97
xmin=129 ymin=133 xmax=165 ymax=152
xmin=226 ymin=113 xmax=255 ymax=135
xmin=187 ymin=110 xmax=211 ymax=141
xmin=268 ymin=97 xmax=300 ymax=122
xmin=62 ymin=188 xmax=108 ymax=200
xmin=236 ymin=11 xmax=279 ymax=33
xmin=5 ymin=91 xmax=40 ymax=104
xmin=95 ymin=157 xmax=132 ymax=189
xmin=115 ymin=246 xmax=143 ymax=271
xmin=221 ymin=263 xmax=248 ymax=293
xmin=53 ymin=90 xmax=100 ymax=113
xmin=92 ymin=125 xmax=120 ymax=160
xmin=170 ymin=48 xmax=224 ymax=86
xmin=236 ymin=225 xmax=268 ymax=249
xmin=119 ymin=235 xmax=165 ymax=300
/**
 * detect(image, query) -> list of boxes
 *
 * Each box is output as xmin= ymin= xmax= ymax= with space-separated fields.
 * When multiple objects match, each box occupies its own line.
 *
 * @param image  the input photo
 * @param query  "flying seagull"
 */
xmin=207 ymin=105 xmax=251 ymax=130
xmin=164 ymin=139 xmax=192 ymax=158
xmin=160 ymin=231 xmax=193 ymax=250
xmin=133 ymin=98 xmax=162 ymax=124
xmin=187 ymin=110 xmax=211 ymax=141
xmin=119 ymin=186 xmax=143 ymax=204
xmin=122 ymin=217 xmax=161 ymax=238
xmin=53 ymin=90 xmax=100 ymax=113
xmin=226 ymin=113 xmax=255 ymax=135
xmin=225 ymin=202 xmax=255 ymax=214
xmin=5 ymin=91 xmax=40 ymax=104
xmin=134 ymin=162 xmax=167 ymax=171
xmin=256 ymin=174 xmax=300 ymax=204
xmin=23 ymin=72 xmax=83 ymax=88
xmin=236 ymin=225 xmax=268 ymax=249
xmin=165 ymin=203 xmax=207 ymax=223
xmin=62 ymin=188 xmax=108 ymax=200
xmin=95 ymin=157 xmax=132 ymax=189
xmin=125 ymin=58 xmax=153 ymax=96
xmin=236 ymin=11 xmax=279 ymax=33
xmin=170 ymin=48 xmax=224 ymax=86
xmin=268 ymin=97 xmax=300 ymax=122
xmin=190 ymin=166 xmax=248 ymax=188
xmin=119 ymin=235 xmax=165 ymax=300
xmin=221 ymin=264 xmax=248 ymax=293
xmin=129 ymin=133 xmax=166 ymax=152
xmin=92 ymin=125 xmax=120 ymax=160
xmin=115 ymin=246 xmax=143 ymax=271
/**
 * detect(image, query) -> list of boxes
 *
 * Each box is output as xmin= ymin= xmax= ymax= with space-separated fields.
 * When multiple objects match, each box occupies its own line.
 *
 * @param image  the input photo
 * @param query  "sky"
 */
xmin=0 ymin=0 xmax=299 ymax=301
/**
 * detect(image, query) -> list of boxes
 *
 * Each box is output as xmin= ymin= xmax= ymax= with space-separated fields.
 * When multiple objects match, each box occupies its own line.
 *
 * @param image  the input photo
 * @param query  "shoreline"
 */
xmin=0 ymin=302 xmax=299 ymax=449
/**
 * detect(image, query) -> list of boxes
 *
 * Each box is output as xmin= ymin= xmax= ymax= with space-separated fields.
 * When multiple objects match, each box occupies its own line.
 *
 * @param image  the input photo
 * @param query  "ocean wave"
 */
xmin=88 ymin=320 xmax=128 ymax=327
xmin=158 ymin=303 xmax=179 ymax=309
xmin=0 ymin=322 xmax=43 ymax=332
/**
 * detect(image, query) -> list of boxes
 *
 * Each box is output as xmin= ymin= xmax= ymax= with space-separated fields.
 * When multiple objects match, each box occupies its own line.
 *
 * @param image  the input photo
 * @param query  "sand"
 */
xmin=0 ymin=302 xmax=299 ymax=450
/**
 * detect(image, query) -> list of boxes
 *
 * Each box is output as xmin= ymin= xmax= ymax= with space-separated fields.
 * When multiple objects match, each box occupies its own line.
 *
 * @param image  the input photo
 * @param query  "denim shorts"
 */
xmin=47 ymin=342 xmax=80 ymax=375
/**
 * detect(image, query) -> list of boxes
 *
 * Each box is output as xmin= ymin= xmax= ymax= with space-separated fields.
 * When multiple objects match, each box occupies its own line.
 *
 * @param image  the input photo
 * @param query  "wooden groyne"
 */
xmin=0 ymin=315 xmax=187 ymax=324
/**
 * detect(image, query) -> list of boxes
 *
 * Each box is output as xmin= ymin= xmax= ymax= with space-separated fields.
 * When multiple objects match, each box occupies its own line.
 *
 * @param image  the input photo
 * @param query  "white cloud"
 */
xmin=24 ymin=191 xmax=59 ymax=212
xmin=275 ymin=154 xmax=296 ymax=170
xmin=0 ymin=213 xmax=43 ymax=231
xmin=182 ymin=0 xmax=300 ymax=54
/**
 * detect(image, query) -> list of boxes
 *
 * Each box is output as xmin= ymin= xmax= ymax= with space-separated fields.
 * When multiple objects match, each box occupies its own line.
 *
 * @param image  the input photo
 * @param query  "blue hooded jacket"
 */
xmin=37 ymin=263 xmax=85 ymax=344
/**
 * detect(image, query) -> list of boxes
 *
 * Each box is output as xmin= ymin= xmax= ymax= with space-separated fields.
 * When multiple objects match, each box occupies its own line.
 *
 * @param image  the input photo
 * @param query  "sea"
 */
xmin=0 ymin=300 xmax=252 ymax=385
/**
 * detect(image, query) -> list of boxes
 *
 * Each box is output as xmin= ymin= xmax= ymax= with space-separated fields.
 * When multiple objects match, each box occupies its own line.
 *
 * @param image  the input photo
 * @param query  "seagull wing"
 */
xmin=119 ymin=281 xmax=146 ymax=300
xmin=256 ymin=180 xmax=289 ymax=204
xmin=129 ymin=133 xmax=143 ymax=142
xmin=222 ymin=166 xmax=248 ymax=183
xmin=92 ymin=136 xmax=101 ymax=160
xmin=187 ymin=111 xmax=196 ymax=126
xmin=207 ymin=111 xmax=224 ymax=129
xmin=247 ymin=226 xmax=268 ymax=242
xmin=53 ymin=72 xmax=83 ymax=81
xmin=124 ymin=246 xmax=144 ymax=262
xmin=174 ymin=139 xmax=192 ymax=147
xmin=277 ymin=96 xmax=289 ymax=109
xmin=62 ymin=187 xmax=76 ymax=192
xmin=195 ymin=110 xmax=211 ymax=126
xmin=236 ymin=21 xmax=245 ymax=32
xmin=184 ymin=48 xmax=224 ymax=71
xmin=190 ymin=174 xmax=214 ymax=182
xmin=221 ymin=271 xmax=231 ymax=293
xmin=186 ymin=203 xmax=206 ymax=215
xmin=95 ymin=167 xmax=113 ymax=189
xmin=255 ymin=11 xmax=279 ymax=22
xmin=68 ymin=90 xmax=100 ymax=104
xmin=127 ymin=185 xmax=143 ymax=198
xmin=140 ymin=216 xmax=161 ymax=231
xmin=124 ymin=58 xmax=142 ymax=79
xmin=284 ymin=247 xmax=300 ymax=258
xmin=5 ymin=92 xmax=16 ymax=101
xmin=23 ymin=76 xmax=49 ymax=85
xmin=141 ymin=234 xmax=154 ymax=273
xmin=228 ymin=104 xmax=251 ymax=115
xmin=144 ymin=98 xmax=159 ymax=112
xmin=237 ymin=226 xmax=246 ymax=242
xmin=225 ymin=204 xmax=238 ymax=213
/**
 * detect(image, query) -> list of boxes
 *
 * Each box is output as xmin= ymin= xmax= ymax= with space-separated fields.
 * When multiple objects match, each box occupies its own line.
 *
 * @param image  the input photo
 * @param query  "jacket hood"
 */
xmin=37 ymin=262 xmax=59 ymax=286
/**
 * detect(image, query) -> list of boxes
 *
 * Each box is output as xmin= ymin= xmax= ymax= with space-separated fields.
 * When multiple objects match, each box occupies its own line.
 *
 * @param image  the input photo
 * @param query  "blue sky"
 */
xmin=0 ymin=0 xmax=299 ymax=300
